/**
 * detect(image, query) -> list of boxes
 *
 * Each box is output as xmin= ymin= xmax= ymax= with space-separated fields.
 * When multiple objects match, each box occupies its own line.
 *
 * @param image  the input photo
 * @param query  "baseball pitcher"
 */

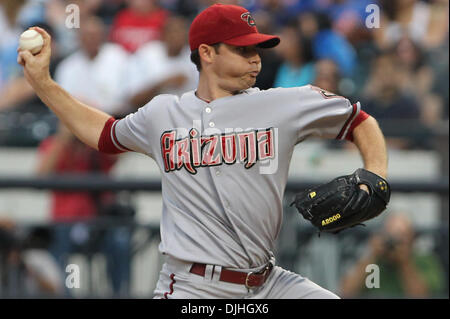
xmin=18 ymin=4 xmax=389 ymax=299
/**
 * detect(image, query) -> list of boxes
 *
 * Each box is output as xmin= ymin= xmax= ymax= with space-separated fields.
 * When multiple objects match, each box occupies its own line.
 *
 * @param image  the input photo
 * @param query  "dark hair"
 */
xmin=378 ymin=0 xmax=397 ymax=21
xmin=315 ymin=12 xmax=332 ymax=31
xmin=190 ymin=43 xmax=222 ymax=71
xmin=22 ymin=226 xmax=52 ymax=250
xmin=190 ymin=50 xmax=201 ymax=71
xmin=300 ymin=36 xmax=314 ymax=64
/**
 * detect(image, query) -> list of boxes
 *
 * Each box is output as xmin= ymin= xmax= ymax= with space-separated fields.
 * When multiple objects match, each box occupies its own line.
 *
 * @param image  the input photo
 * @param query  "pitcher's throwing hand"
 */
xmin=17 ymin=27 xmax=53 ymax=88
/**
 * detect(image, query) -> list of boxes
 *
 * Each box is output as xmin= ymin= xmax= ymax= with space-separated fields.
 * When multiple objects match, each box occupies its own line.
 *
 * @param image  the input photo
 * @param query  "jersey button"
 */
xmin=215 ymin=170 xmax=221 ymax=176
xmin=205 ymin=107 xmax=212 ymax=113
xmin=209 ymin=122 xmax=215 ymax=128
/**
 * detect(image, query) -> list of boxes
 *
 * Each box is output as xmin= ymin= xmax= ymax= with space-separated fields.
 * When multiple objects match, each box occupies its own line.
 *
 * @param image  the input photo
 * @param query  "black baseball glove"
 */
xmin=290 ymin=168 xmax=391 ymax=234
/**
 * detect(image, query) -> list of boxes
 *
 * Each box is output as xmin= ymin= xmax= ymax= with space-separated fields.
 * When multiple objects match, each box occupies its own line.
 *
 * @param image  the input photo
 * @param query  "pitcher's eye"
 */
xmin=236 ymin=46 xmax=255 ymax=55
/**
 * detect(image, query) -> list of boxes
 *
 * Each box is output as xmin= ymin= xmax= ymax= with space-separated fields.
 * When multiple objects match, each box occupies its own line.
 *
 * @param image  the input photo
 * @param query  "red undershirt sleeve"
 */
xmin=98 ymin=117 xmax=127 ymax=154
xmin=336 ymin=106 xmax=370 ymax=142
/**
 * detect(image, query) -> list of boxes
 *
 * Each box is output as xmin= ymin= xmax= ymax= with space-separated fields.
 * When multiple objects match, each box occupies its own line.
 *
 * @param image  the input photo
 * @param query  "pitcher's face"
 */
xmin=212 ymin=44 xmax=262 ymax=92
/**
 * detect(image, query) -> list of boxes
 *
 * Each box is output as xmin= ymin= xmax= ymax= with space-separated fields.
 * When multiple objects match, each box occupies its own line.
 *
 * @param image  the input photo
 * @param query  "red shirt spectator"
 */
xmin=37 ymin=133 xmax=117 ymax=222
xmin=109 ymin=1 xmax=168 ymax=53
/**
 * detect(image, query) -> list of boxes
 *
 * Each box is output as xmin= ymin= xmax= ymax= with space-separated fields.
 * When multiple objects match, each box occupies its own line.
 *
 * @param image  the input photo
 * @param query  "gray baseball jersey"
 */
xmin=106 ymin=85 xmax=362 ymax=269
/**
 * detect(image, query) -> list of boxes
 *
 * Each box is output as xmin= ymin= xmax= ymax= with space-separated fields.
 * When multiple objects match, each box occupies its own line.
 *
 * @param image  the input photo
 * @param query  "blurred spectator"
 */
xmin=394 ymin=36 xmax=433 ymax=97
xmin=273 ymin=24 xmax=315 ymax=88
xmin=36 ymin=124 xmax=118 ymax=223
xmin=44 ymin=0 xmax=82 ymax=56
xmin=197 ymin=0 xmax=240 ymax=10
xmin=360 ymin=52 xmax=422 ymax=148
xmin=297 ymin=11 xmax=358 ymax=76
xmin=245 ymin=0 xmax=310 ymax=27
xmin=304 ymin=12 xmax=357 ymax=76
xmin=0 ymin=0 xmax=27 ymax=90
xmin=72 ymin=0 xmax=126 ymax=26
xmin=0 ymin=0 xmax=48 ymax=90
xmin=0 ymin=221 xmax=64 ymax=297
xmin=422 ymin=0 xmax=449 ymax=50
xmin=110 ymin=0 xmax=169 ymax=53
xmin=36 ymin=123 xmax=133 ymax=296
xmin=161 ymin=0 xmax=199 ymax=19
xmin=339 ymin=213 xmax=446 ymax=298
xmin=54 ymin=15 xmax=131 ymax=117
xmin=427 ymin=38 xmax=449 ymax=119
xmin=423 ymin=0 xmax=449 ymax=119
xmin=297 ymin=11 xmax=319 ymax=40
xmin=127 ymin=15 xmax=198 ymax=107
xmin=313 ymin=59 xmax=340 ymax=95
xmin=0 ymin=73 xmax=35 ymax=112
xmin=376 ymin=0 xmax=435 ymax=49
xmin=325 ymin=0 xmax=378 ymax=42
xmin=392 ymin=36 xmax=443 ymax=127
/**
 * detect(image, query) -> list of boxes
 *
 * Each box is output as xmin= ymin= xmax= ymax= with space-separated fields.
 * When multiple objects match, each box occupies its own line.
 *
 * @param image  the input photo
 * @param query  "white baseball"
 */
xmin=19 ymin=29 xmax=44 ymax=55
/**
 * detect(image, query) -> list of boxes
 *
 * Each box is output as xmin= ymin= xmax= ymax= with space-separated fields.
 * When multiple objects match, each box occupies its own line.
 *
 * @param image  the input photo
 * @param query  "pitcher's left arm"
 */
xmin=352 ymin=115 xmax=388 ymax=179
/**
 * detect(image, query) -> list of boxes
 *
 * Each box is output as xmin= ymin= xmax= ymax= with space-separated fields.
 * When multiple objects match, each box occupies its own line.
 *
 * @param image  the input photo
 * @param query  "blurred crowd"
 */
xmin=0 ymin=0 xmax=448 ymax=149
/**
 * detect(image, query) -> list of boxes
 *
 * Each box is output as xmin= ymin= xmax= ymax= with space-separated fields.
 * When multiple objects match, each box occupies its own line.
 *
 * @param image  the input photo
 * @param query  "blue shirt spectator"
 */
xmin=274 ymin=62 xmax=315 ymax=88
xmin=313 ymin=29 xmax=357 ymax=76
xmin=273 ymin=24 xmax=316 ymax=88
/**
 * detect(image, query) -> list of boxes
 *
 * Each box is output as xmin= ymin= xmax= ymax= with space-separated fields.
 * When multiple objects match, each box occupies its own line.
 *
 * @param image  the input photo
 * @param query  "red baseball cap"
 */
xmin=189 ymin=4 xmax=280 ymax=51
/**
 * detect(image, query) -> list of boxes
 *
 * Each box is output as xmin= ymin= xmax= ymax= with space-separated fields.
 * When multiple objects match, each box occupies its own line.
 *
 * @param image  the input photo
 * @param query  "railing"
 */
xmin=0 ymin=175 xmax=448 ymax=193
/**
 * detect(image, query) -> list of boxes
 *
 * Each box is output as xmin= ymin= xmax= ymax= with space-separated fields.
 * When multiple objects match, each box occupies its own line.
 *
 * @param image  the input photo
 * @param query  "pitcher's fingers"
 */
xmin=18 ymin=50 xmax=33 ymax=65
xmin=30 ymin=26 xmax=51 ymax=53
xmin=17 ymin=54 xmax=24 ymax=66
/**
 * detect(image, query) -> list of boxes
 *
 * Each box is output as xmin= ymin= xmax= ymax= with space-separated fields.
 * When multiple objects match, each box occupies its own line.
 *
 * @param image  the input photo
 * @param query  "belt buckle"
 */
xmin=245 ymin=271 xmax=255 ymax=290
xmin=245 ymin=265 xmax=270 ymax=290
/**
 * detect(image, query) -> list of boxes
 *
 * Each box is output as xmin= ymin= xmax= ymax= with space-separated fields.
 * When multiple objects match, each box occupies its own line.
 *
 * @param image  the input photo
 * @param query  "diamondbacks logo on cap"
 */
xmin=241 ymin=12 xmax=256 ymax=27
